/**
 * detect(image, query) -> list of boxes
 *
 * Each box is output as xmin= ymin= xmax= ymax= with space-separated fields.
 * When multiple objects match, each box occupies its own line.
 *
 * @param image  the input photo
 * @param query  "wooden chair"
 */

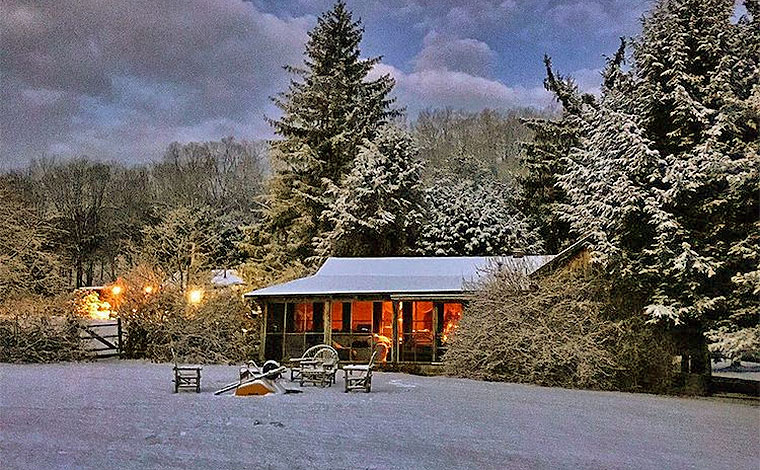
xmin=343 ymin=350 xmax=378 ymax=393
xmin=300 ymin=346 xmax=339 ymax=387
xmin=289 ymin=344 xmax=335 ymax=381
xmin=171 ymin=348 xmax=202 ymax=393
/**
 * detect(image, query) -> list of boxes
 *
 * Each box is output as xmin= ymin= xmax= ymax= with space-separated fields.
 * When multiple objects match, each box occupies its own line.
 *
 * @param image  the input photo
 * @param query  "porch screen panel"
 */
xmin=351 ymin=301 xmax=373 ymax=362
xmin=413 ymin=301 xmax=434 ymax=362
xmin=374 ymin=301 xmax=394 ymax=363
xmin=291 ymin=303 xmax=313 ymax=332
xmin=436 ymin=302 xmax=464 ymax=360
xmin=283 ymin=302 xmax=321 ymax=359
xmin=331 ymin=301 xmax=352 ymax=361
xmin=400 ymin=302 xmax=414 ymax=361
xmin=306 ymin=302 xmax=324 ymax=348
xmin=265 ymin=302 xmax=285 ymax=360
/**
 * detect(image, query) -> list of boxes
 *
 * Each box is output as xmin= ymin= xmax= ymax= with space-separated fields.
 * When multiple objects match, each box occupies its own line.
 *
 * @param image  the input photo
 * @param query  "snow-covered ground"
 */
xmin=1 ymin=361 xmax=758 ymax=470
xmin=713 ymin=360 xmax=760 ymax=381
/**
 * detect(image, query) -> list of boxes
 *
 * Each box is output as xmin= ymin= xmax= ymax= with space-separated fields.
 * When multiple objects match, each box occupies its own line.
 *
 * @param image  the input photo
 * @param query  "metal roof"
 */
xmin=243 ymin=256 xmax=555 ymax=298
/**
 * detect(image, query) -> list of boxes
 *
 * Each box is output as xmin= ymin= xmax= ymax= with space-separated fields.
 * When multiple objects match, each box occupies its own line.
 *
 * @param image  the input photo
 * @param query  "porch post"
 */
xmin=432 ymin=302 xmax=440 ymax=362
xmin=259 ymin=302 xmax=268 ymax=362
xmin=323 ymin=300 xmax=332 ymax=346
xmin=392 ymin=300 xmax=399 ymax=364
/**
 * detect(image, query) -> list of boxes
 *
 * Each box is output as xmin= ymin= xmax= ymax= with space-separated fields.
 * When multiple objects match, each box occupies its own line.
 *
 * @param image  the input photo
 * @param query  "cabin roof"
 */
xmin=243 ymin=256 xmax=555 ymax=298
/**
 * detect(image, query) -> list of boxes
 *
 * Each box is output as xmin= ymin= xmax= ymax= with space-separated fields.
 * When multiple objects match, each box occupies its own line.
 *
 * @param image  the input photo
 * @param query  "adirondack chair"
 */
xmin=171 ymin=348 xmax=202 ymax=393
xmin=300 ymin=345 xmax=339 ymax=387
xmin=289 ymin=344 xmax=334 ymax=381
xmin=343 ymin=350 xmax=378 ymax=393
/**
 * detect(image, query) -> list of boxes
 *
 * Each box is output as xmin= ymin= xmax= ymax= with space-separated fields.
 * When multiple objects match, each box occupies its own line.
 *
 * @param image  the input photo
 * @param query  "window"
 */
xmin=351 ymin=301 xmax=373 ymax=333
xmin=288 ymin=302 xmax=324 ymax=333
xmin=441 ymin=303 xmax=463 ymax=344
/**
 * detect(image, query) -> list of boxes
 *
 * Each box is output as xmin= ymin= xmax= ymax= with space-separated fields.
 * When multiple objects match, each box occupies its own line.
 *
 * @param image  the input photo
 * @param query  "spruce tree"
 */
xmin=315 ymin=125 xmax=425 ymax=259
xmin=558 ymin=0 xmax=759 ymax=370
xmin=518 ymin=56 xmax=597 ymax=254
xmin=265 ymin=1 xmax=398 ymax=264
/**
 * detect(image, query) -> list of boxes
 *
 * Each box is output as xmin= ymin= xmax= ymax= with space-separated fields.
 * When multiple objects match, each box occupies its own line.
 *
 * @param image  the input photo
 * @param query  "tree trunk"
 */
xmin=86 ymin=260 xmax=94 ymax=286
xmin=76 ymin=258 xmax=83 ymax=288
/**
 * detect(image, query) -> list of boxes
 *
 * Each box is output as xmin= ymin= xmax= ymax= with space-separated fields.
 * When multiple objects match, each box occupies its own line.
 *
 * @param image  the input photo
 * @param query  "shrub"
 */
xmin=119 ymin=277 xmax=259 ymax=364
xmin=0 ymin=295 xmax=87 ymax=363
xmin=444 ymin=269 xmax=677 ymax=393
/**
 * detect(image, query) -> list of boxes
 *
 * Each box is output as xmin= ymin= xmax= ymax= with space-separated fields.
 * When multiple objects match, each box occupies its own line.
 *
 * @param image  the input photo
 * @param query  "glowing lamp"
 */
xmin=111 ymin=285 xmax=123 ymax=296
xmin=143 ymin=286 xmax=154 ymax=295
xmin=187 ymin=289 xmax=204 ymax=305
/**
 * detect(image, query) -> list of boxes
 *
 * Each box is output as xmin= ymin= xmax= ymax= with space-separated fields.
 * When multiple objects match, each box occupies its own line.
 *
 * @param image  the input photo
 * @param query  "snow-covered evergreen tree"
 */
xmin=315 ymin=125 xmax=425 ymax=259
xmin=264 ymin=1 xmax=398 ymax=265
xmin=518 ymin=56 xmax=598 ymax=253
xmin=558 ymin=0 xmax=759 ymax=370
xmin=418 ymin=153 xmax=540 ymax=256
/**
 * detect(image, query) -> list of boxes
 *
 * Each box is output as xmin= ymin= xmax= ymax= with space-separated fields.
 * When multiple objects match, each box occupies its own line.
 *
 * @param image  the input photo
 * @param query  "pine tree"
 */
xmin=558 ymin=0 xmax=760 ymax=370
xmin=315 ymin=125 xmax=425 ymax=259
xmin=265 ymin=1 xmax=399 ymax=264
xmin=518 ymin=56 xmax=597 ymax=253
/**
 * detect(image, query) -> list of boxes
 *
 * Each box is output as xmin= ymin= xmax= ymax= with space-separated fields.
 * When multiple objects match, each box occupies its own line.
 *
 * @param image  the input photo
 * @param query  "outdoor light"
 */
xmin=111 ymin=285 xmax=123 ymax=296
xmin=143 ymin=285 xmax=155 ymax=295
xmin=187 ymin=288 xmax=204 ymax=305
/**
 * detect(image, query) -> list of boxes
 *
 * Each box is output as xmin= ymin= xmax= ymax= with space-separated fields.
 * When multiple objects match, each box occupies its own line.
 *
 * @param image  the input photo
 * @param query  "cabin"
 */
xmin=244 ymin=253 xmax=570 ymax=367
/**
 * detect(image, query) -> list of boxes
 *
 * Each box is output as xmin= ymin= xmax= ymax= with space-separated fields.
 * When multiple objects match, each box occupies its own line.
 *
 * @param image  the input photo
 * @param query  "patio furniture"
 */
xmin=171 ymin=349 xmax=202 ymax=393
xmin=289 ymin=344 xmax=335 ymax=381
xmin=300 ymin=346 xmax=339 ymax=388
xmin=343 ymin=350 xmax=378 ymax=393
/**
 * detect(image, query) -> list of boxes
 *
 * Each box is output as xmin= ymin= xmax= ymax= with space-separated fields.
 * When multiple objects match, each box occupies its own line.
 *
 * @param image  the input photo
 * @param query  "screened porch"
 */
xmin=262 ymin=299 xmax=464 ymax=364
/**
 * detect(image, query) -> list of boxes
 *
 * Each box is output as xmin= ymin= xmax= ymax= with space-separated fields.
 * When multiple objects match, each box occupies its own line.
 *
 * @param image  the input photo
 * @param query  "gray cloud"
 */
xmin=413 ymin=32 xmax=498 ymax=77
xmin=372 ymin=63 xmax=552 ymax=115
xmin=1 ymin=0 xmax=310 ymax=168
xmin=0 ymin=0 xmax=650 ymax=168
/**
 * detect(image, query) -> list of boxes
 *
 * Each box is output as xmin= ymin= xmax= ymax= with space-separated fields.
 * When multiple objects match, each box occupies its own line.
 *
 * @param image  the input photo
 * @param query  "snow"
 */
xmin=1 ymin=361 xmax=758 ymax=470
xmin=210 ymin=269 xmax=245 ymax=287
xmin=713 ymin=360 xmax=760 ymax=382
xmin=245 ymin=256 xmax=553 ymax=298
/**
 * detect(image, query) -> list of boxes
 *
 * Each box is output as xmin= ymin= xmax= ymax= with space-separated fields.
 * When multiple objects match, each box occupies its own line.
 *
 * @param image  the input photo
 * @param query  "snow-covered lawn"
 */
xmin=1 ymin=361 xmax=758 ymax=470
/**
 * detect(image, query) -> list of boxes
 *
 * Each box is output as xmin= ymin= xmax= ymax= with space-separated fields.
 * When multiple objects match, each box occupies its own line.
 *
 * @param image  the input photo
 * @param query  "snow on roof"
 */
xmin=243 ymin=256 xmax=555 ymax=298
xmin=210 ymin=269 xmax=245 ymax=287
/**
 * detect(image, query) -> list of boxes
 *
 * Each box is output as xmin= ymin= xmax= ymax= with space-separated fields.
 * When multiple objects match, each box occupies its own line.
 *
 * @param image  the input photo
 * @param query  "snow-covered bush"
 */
xmin=707 ymin=326 xmax=760 ymax=363
xmin=119 ymin=266 xmax=259 ymax=363
xmin=444 ymin=269 xmax=677 ymax=393
xmin=0 ymin=295 xmax=86 ymax=363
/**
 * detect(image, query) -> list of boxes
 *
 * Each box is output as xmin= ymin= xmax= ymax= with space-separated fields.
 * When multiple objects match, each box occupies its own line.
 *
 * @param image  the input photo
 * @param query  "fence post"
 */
xmin=117 ymin=317 xmax=123 ymax=358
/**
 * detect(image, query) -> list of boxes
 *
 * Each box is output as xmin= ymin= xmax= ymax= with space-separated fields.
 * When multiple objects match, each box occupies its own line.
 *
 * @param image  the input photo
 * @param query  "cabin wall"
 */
xmin=560 ymin=247 xmax=592 ymax=273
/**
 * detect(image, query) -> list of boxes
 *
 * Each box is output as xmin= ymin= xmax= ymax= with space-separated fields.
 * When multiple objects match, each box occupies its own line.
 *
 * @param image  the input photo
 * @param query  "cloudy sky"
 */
xmin=1 ymin=0 xmax=652 ymax=168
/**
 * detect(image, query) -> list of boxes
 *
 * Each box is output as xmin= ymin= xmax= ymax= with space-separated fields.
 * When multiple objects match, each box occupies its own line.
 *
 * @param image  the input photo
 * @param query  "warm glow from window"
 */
xmin=442 ymin=303 xmax=464 ymax=343
xmin=351 ymin=301 xmax=373 ymax=332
